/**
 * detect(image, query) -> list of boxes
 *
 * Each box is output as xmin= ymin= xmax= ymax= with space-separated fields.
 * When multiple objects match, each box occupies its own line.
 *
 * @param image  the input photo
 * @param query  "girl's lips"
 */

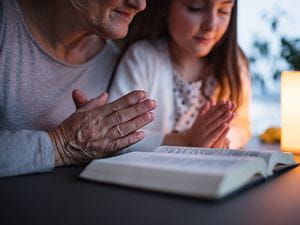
xmin=194 ymin=37 xmax=212 ymax=45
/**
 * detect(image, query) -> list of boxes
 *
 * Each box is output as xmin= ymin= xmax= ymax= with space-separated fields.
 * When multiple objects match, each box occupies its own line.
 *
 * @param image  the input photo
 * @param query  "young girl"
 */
xmin=109 ymin=0 xmax=251 ymax=152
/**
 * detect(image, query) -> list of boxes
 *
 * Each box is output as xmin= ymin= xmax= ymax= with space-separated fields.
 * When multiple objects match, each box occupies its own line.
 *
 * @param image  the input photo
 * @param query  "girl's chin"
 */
xmin=193 ymin=49 xmax=210 ymax=58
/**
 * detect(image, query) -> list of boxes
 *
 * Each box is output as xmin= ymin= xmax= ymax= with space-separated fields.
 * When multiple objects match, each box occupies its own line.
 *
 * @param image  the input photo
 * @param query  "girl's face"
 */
xmin=167 ymin=0 xmax=234 ymax=58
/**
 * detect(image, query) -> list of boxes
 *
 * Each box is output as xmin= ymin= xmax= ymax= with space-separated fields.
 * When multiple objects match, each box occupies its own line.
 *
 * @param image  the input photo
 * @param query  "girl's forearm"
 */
xmin=162 ymin=133 xmax=189 ymax=146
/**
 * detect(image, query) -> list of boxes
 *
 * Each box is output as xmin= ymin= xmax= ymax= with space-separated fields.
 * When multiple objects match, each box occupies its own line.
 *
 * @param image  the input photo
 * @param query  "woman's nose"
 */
xmin=126 ymin=0 xmax=147 ymax=11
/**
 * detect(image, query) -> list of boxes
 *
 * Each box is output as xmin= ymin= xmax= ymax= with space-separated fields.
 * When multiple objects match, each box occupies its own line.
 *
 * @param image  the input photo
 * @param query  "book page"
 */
xmin=154 ymin=146 xmax=275 ymax=164
xmin=95 ymin=152 xmax=263 ymax=174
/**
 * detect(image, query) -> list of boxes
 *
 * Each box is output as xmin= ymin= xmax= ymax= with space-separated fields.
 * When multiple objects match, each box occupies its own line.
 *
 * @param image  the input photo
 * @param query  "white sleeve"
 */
xmin=228 ymin=66 xmax=252 ymax=149
xmin=109 ymin=42 xmax=165 ymax=152
xmin=109 ymin=42 xmax=152 ymax=100
xmin=0 ymin=130 xmax=55 ymax=177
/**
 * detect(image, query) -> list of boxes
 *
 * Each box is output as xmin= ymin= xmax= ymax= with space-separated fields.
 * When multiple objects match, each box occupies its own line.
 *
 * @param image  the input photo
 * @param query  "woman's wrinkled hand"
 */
xmin=48 ymin=90 xmax=156 ymax=167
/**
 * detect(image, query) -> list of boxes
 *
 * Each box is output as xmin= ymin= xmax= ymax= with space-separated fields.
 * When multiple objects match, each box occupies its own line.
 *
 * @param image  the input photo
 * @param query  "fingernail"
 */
xmin=226 ymin=111 xmax=232 ymax=117
xmin=226 ymin=101 xmax=231 ymax=108
xmin=233 ymin=102 xmax=237 ymax=110
xmin=230 ymin=102 xmax=235 ymax=110
xmin=136 ymin=91 xmax=145 ymax=101
xmin=150 ymin=112 xmax=155 ymax=120
xmin=143 ymin=112 xmax=154 ymax=121
xmin=152 ymin=100 xmax=157 ymax=108
xmin=144 ymin=99 xmax=156 ymax=109
xmin=136 ymin=131 xmax=145 ymax=139
xmin=143 ymin=112 xmax=150 ymax=121
xmin=99 ymin=92 xmax=108 ymax=98
xmin=143 ymin=100 xmax=151 ymax=109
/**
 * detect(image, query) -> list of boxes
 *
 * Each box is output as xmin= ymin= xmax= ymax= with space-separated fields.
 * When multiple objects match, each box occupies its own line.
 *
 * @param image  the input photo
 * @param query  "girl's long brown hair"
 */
xmin=111 ymin=0 xmax=249 ymax=106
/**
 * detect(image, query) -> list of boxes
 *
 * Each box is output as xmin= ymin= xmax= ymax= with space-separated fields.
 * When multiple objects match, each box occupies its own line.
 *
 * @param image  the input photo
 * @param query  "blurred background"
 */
xmin=238 ymin=0 xmax=300 ymax=136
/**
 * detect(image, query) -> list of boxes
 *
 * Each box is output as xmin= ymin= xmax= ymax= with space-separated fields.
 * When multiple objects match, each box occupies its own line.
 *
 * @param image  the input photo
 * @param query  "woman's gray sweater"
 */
xmin=0 ymin=0 xmax=119 ymax=177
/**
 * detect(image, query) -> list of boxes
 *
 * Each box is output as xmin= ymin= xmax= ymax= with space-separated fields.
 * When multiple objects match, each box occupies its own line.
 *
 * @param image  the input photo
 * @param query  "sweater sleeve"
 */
xmin=109 ymin=41 xmax=165 ymax=152
xmin=0 ymin=130 xmax=55 ymax=177
xmin=0 ymin=0 xmax=3 ymax=44
xmin=227 ymin=65 xmax=252 ymax=149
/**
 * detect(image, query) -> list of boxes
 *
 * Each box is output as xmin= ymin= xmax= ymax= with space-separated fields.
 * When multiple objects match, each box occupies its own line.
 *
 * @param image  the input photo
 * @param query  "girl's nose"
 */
xmin=201 ymin=12 xmax=217 ymax=32
xmin=126 ymin=0 xmax=147 ymax=11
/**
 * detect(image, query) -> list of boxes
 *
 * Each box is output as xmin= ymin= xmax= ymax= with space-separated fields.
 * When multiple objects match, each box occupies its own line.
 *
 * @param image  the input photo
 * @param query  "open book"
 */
xmin=80 ymin=146 xmax=297 ymax=199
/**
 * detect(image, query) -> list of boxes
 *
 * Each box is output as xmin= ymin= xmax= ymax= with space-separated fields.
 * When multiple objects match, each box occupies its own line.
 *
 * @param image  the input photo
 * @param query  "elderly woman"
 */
xmin=0 ymin=0 xmax=155 ymax=177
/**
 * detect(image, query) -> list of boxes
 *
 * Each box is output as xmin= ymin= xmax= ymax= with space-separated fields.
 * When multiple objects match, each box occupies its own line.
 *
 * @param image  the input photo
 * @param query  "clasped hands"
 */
xmin=48 ymin=90 xmax=156 ymax=167
xmin=163 ymin=100 xmax=236 ymax=149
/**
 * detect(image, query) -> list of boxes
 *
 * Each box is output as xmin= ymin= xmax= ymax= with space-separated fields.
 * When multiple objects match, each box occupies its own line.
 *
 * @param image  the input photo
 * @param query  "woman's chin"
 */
xmin=101 ymin=27 xmax=128 ymax=40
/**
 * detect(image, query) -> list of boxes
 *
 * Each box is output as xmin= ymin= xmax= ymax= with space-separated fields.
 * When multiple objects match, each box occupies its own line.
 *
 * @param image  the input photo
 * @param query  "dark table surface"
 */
xmin=1 ymin=159 xmax=300 ymax=225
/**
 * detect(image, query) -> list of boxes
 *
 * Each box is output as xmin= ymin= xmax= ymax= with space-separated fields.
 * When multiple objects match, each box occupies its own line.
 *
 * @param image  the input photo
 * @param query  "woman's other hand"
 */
xmin=48 ymin=90 xmax=156 ymax=167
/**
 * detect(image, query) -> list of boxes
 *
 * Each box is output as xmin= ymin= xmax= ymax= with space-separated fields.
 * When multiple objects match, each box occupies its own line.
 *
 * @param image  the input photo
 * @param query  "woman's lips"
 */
xmin=114 ymin=10 xmax=133 ymax=21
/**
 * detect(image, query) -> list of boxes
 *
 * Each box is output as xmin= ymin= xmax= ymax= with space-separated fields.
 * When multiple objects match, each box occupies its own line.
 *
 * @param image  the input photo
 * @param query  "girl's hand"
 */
xmin=211 ymin=135 xmax=230 ymax=149
xmin=48 ymin=90 xmax=156 ymax=167
xmin=185 ymin=101 xmax=235 ymax=147
xmin=163 ymin=101 xmax=235 ymax=148
xmin=200 ymin=101 xmax=234 ymax=149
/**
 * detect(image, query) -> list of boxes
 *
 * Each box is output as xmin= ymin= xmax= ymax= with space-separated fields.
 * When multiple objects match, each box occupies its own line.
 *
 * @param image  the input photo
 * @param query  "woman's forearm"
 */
xmin=0 ymin=130 xmax=55 ymax=177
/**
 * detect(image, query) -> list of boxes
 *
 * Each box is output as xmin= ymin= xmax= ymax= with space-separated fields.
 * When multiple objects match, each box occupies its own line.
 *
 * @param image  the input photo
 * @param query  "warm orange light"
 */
xmin=281 ymin=71 xmax=300 ymax=153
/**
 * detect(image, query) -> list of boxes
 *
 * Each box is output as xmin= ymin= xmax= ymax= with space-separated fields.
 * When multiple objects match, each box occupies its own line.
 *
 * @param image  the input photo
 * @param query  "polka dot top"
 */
xmin=173 ymin=69 xmax=217 ymax=133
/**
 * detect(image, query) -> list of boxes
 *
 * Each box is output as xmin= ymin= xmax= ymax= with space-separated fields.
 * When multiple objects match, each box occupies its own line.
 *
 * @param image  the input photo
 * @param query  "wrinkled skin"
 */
xmin=49 ymin=90 xmax=156 ymax=166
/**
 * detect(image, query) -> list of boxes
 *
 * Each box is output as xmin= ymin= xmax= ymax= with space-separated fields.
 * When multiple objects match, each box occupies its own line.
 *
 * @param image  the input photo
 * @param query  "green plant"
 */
xmin=280 ymin=37 xmax=300 ymax=70
xmin=249 ymin=8 xmax=300 ymax=92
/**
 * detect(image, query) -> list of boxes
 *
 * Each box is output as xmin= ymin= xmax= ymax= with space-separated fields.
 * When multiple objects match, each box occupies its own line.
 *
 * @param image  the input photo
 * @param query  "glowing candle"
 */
xmin=281 ymin=71 xmax=300 ymax=153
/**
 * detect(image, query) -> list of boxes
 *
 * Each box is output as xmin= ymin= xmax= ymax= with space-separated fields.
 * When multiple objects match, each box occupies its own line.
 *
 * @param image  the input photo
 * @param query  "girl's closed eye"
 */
xmin=218 ymin=6 xmax=233 ymax=15
xmin=186 ymin=3 xmax=206 ymax=13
